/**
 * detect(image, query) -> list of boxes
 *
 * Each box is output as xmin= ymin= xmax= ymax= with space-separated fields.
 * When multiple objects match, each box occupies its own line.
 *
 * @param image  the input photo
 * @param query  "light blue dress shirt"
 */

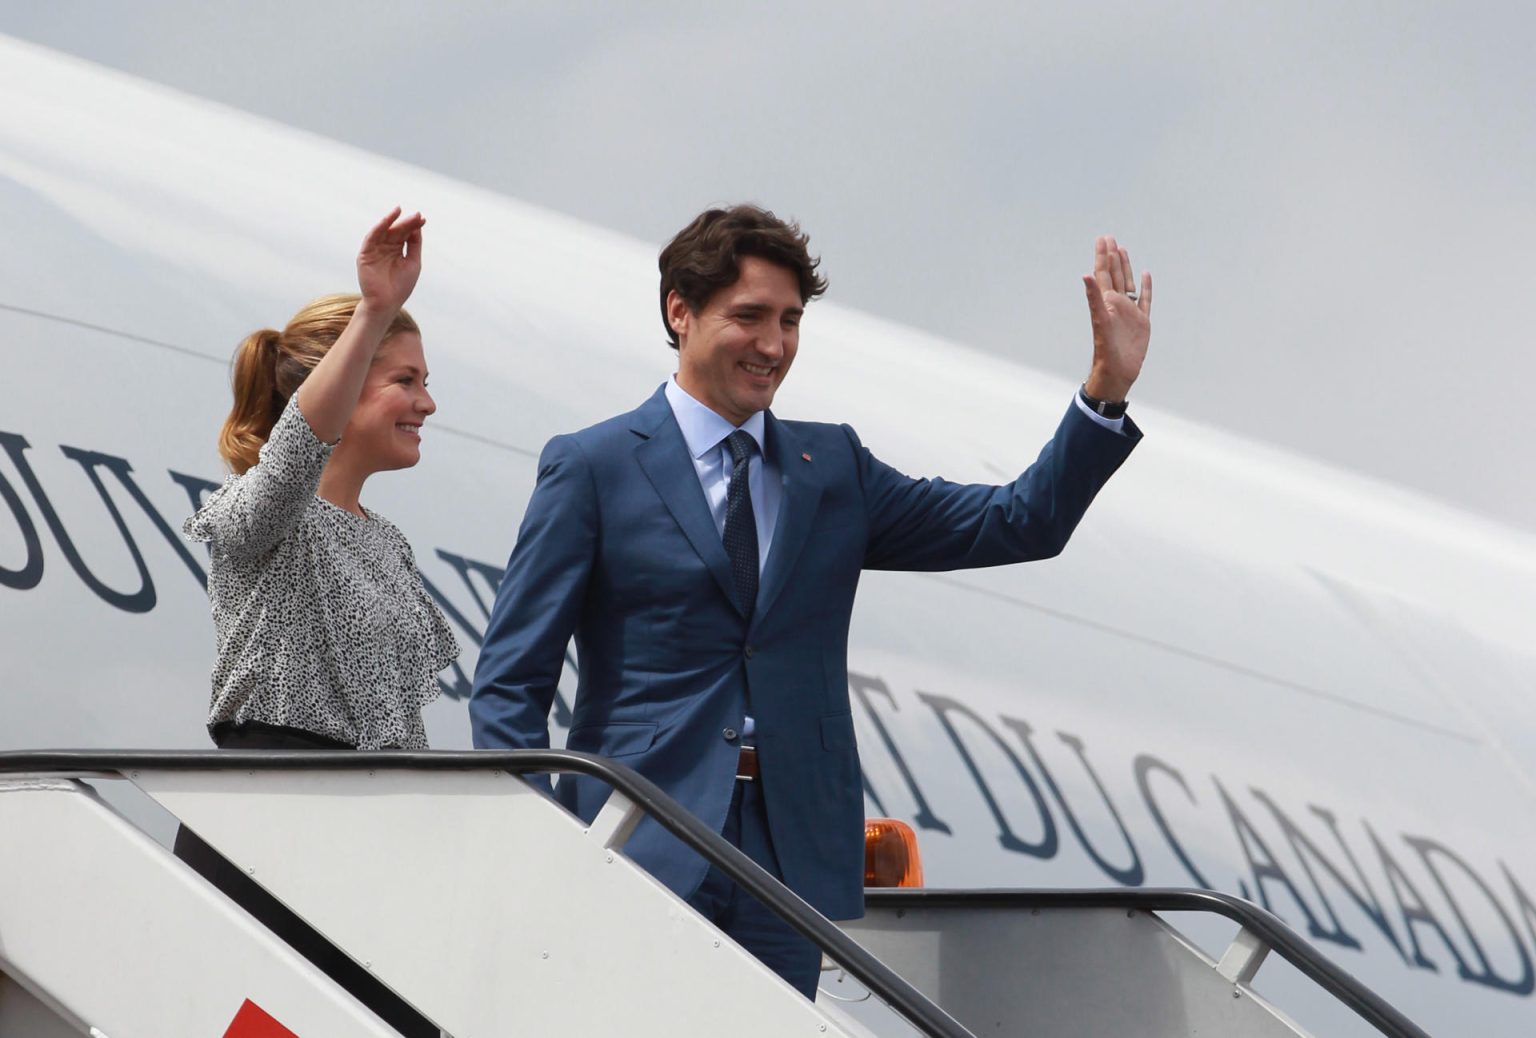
xmin=663 ymin=377 xmax=781 ymax=572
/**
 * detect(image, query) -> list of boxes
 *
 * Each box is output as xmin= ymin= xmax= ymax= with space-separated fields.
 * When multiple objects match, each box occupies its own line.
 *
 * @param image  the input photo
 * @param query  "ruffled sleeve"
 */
xmin=183 ymin=393 xmax=334 ymax=561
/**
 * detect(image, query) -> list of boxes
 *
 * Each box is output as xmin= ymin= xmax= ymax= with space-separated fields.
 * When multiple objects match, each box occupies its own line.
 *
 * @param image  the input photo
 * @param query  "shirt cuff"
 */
xmin=1073 ymin=391 xmax=1126 ymax=434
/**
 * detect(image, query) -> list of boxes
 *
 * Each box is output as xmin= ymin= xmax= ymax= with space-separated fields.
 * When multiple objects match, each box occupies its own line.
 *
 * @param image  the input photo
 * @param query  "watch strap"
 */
xmin=1079 ymin=384 xmax=1128 ymax=419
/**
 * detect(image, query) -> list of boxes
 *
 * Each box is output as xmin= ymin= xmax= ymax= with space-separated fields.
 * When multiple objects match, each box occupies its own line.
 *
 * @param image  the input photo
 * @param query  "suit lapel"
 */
xmin=631 ymin=389 xmax=742 ymax=615
xmin=755 ymin=413 xmax=823 ymax=623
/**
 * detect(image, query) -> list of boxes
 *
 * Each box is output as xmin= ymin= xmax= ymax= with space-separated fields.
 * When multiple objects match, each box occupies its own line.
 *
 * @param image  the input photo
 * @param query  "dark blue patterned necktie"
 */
xmin=723 ymin=430 xmax=759 ymax=618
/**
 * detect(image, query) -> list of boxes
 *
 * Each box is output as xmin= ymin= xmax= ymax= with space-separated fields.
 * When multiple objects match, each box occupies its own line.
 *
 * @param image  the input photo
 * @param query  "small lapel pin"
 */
xmin=801 ymin=452 xmax=812 ymax=462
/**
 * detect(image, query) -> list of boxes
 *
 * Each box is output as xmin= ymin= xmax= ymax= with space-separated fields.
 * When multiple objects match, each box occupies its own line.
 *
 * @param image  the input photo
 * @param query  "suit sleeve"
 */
xmin=469 ymin=434 xmax=598 ymax=758
xmin=857 ymin=401 xmax=1141 ymax=571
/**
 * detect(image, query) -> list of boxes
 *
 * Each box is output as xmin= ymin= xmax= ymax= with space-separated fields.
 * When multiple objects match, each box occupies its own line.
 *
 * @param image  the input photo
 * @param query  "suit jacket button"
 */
xmin=744 ymin=645 xmax=754 ymax=659
xmin=723 ymin=728 xmax=739 ymax=742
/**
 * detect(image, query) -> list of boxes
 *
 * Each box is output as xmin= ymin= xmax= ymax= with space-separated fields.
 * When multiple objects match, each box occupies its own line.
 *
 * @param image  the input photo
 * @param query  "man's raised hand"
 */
xmin=1081 ymin=235 xmax=1151 ymax=403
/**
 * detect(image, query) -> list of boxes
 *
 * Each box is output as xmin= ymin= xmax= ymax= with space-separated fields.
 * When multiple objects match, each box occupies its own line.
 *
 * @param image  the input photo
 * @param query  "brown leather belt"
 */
xmin=736 ymin=746 xmax=760 ymax=781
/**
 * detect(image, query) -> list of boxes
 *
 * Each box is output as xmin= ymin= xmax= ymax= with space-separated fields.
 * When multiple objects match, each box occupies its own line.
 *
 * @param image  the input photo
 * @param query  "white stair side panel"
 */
xmin=0 ymin=779 xmax=404 ymax=1038
xmin=132 ymin=767 xmax=875 ymax=1038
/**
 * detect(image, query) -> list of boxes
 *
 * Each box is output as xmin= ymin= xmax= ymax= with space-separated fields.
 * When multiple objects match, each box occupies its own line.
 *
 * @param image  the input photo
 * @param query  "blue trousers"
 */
xmin=688 ymin=779 xmax=821 ymax=998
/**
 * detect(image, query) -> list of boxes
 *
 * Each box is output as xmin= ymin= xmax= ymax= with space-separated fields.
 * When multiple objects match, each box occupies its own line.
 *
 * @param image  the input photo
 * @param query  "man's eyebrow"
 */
xmin=732 ymin=303 xmax=805 ymax=317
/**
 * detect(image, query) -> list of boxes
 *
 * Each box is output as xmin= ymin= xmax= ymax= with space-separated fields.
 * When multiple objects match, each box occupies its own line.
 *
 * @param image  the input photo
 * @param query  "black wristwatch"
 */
xmin=1079 ymin=384 xmax=1128 ymax=419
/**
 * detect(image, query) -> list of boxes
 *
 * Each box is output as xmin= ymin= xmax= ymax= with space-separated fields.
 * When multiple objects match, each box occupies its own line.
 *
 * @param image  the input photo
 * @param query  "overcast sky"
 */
xmin=4 ymin=1 xmax=1534 ymax=529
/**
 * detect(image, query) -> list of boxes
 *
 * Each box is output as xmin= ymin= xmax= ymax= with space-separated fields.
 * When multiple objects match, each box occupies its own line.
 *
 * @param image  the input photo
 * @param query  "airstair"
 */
xmin=0 ymin=751 xmax=1430 ymax=1037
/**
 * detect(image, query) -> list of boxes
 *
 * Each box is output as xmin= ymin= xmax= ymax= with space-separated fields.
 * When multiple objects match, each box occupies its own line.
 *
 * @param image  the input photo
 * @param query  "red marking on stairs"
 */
xmin=223 ymin=999 xmax=299 ymax=1038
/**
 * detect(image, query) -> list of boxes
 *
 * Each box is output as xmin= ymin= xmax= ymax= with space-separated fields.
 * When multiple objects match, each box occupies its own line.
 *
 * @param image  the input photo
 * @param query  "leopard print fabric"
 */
xmin=183 ymin=393 xmax=459 ymax=749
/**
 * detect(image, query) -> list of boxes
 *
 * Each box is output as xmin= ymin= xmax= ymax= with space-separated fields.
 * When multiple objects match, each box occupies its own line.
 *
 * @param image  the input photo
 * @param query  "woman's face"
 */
xmin=338 ymin=331 xmax=436 ymax=473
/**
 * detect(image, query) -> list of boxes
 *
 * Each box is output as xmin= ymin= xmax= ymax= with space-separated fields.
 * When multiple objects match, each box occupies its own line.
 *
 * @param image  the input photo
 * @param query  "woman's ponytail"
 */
xmin=218 ymin=329 xmax=284 ymax=474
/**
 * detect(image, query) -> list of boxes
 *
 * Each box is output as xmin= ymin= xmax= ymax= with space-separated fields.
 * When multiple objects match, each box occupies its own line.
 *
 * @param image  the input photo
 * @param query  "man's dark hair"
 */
xmin=658 ymin=204 xmax=829 ymax=349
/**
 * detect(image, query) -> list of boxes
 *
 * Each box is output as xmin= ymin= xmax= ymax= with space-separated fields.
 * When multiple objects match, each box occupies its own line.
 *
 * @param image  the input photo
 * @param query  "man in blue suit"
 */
xmin=470 ymin=205 xmax=1150 ymax=996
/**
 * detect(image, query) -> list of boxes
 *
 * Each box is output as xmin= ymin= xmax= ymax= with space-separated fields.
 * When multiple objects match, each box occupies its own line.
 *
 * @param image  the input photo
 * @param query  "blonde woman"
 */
xmin=179 ymin=210 xmax=455 ymax=1037
xmin=185 ymin=208 xmax=458 ymax=750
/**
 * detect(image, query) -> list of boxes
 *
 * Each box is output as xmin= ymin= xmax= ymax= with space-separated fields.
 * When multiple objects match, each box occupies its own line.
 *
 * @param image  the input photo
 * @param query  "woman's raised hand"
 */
xmin=291 ymin=208 xmax=427 ymax=451
xmin=356 ymin=207 xmax=425 ymax=314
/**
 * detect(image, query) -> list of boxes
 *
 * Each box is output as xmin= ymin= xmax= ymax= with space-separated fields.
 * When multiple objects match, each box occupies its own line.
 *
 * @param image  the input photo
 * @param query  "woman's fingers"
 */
xmin=362 ymin=206 xmax=404 ymax=248
xmin=363 ymin=208 xmax=423 ymax=254
xmin=387 ymin=210 xmax=425 ymax=237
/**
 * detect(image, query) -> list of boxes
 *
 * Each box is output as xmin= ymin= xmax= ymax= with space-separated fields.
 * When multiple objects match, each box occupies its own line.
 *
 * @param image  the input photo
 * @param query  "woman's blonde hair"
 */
xmin=218 ymin=294 xmax=418 ymax=473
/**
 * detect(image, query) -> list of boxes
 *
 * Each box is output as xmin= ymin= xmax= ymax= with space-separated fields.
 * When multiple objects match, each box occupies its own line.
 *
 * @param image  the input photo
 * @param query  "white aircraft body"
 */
xmin=2 ymin=33 xmax=1534 ymax=1037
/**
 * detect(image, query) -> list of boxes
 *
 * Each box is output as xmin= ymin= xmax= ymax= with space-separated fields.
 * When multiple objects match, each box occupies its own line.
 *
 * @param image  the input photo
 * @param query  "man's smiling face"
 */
xmin=670 ymin=255 xmax=803 ymax=425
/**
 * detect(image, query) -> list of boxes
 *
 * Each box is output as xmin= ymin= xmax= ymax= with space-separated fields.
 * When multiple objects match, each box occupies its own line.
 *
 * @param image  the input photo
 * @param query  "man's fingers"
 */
xmin=1090 ymin=236 xmax=1149 ymax=311
xmin=1082 ymin=273 xmax=1107 ymax=323
xmin=1093 ymin=237 xmax=1115 ymax=295
xmin=1105 ymin=236 xmax=1125 ymax=293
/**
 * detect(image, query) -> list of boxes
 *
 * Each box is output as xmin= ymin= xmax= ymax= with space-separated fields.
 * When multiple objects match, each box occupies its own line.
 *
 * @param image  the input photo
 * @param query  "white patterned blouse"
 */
xmin=183 ymin=394 xmax=459 ymax=749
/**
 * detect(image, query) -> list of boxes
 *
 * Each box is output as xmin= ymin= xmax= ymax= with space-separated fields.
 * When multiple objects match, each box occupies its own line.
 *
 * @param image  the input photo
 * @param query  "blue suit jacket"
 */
xmin=470 ymin=385 xmax=1140 ymax=920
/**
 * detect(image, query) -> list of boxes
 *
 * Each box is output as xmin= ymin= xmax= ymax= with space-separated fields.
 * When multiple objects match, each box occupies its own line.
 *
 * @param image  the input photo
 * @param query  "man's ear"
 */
xmin=665 ymin=290 xmax=692 ymax=343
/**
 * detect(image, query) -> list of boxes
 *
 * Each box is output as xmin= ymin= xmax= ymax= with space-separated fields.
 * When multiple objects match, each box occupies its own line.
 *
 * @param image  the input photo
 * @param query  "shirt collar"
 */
xmin=664 ymin=377 xmax=766 ymax=460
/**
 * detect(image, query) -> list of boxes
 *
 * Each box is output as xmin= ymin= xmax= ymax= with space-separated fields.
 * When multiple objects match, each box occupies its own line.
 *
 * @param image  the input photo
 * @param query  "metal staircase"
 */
xmin=0 ymin=751 xmax=1430 ymax=1037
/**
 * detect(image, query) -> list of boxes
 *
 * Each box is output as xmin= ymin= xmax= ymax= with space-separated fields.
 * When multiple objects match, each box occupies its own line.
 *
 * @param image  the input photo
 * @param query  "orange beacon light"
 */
xmin=864 ymin=818 xmax=924 ymax=888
